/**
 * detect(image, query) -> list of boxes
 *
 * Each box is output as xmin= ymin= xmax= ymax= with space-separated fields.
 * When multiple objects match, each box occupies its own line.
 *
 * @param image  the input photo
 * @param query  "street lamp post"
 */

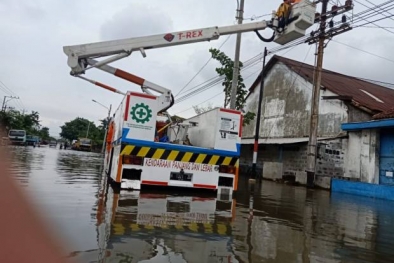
xmin=86 ymin=121 xmax=90 ymax=138
xmin=92 ymin=99 xmax=112 ymax=154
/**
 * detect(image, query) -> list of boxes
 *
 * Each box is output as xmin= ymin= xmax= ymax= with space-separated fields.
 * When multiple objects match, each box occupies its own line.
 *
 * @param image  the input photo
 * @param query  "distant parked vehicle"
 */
xmin=49 ymin=140 xmax=57 ymax=147
xmin=26 ymin=135 xmax=41 ymax=147
xmin=74 ymin=138 xmax=92 ymax=152
xmin=8 ymin=129 xmax=27 ymax=146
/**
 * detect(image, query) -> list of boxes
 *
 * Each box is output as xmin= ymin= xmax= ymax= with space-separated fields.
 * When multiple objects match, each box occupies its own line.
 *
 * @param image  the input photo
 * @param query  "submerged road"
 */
xmin=7 ymin=146 xmax=394 ymax=263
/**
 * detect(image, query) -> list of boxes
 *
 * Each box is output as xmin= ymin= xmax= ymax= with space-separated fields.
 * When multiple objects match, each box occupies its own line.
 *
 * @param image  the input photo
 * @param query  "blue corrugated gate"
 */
xmin=379 ymin=129 xmax=394 ymax=185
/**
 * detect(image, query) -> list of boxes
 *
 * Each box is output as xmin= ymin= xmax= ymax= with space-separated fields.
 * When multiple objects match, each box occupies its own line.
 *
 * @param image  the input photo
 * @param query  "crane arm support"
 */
xmin=77 ymin=76 xmax=126 ymax=95
xmin=64 ymin=21 xmax=269 ymax=74
xmin=86 ymin=59 xmax=172 ymax=112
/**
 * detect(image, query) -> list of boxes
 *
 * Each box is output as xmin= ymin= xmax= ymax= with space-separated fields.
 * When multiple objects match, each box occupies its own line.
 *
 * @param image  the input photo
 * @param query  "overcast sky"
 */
xmin=0 ymin=0 xmax=393 ymax=136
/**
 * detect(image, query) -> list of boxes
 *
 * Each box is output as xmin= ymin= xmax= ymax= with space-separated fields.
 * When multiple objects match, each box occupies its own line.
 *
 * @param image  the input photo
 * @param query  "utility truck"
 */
xmin=62 ymin=2 xmax=316 ymax=196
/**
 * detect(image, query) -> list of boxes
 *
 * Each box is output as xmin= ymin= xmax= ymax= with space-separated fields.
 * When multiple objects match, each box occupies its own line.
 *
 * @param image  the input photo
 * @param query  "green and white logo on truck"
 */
xmin=130 ymin=103 xmax=152 ymax=124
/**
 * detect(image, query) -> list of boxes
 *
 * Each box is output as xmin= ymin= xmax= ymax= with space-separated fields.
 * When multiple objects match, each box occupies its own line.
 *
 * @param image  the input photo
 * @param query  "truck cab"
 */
xmin=8 ymin=129 xmax=27 ymax=145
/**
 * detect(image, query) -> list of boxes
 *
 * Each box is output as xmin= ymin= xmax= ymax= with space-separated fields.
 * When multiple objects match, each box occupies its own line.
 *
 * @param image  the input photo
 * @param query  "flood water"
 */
xmin=7 ymin=146 xmax=394 ymax=262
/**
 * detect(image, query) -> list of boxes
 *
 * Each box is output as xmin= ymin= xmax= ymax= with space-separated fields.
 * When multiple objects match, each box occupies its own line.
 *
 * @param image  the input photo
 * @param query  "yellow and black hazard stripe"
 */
xmin=112 ymin=222 xmax=232 ymax=236
xmin=120 ymin=145 xmax=238 ymax=166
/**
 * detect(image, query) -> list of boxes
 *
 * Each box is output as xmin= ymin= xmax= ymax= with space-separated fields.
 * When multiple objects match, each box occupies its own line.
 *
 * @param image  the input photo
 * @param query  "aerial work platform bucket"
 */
xmin=272 ymin=0 xmax=317 ymax=45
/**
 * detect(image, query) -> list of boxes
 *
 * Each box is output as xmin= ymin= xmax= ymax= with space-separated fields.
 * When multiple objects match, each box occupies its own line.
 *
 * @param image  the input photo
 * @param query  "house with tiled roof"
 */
xmin=241 ymin=55 xmax=394 ymax=189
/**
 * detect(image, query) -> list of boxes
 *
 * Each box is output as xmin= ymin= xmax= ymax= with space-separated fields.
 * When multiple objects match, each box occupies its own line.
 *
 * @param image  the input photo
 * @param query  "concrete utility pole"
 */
xmin=306 ymin=0 xmax=329 ymax=187
xmin=306 ymin=0 xmax=353 ymax=187
xmin=1 ymin=96 xmax=19 ymax=112
xmin=86 ymin=121 xmax=90 ymax=138
xmin=229 ymin=0 xmax=245 ymax=110
xmin=101 ymin=104 xmax=112 ymax=154
xmin=92 ymin=99 xmax=112 ymax=155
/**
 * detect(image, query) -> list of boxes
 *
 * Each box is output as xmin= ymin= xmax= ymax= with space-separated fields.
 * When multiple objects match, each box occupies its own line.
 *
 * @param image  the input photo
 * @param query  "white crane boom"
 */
xmin=62 ymin=1 xmax=317 ymax=114
xmin=63 ymin=21 xmax=270 ymax=74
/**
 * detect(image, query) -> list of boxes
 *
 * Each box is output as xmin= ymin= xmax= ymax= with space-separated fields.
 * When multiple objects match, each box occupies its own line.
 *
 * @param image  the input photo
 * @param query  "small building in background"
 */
xmin=241 ymin=55 xmax=394 ymax=189
xmin=333 ymin=108 xmax=394 ymax=200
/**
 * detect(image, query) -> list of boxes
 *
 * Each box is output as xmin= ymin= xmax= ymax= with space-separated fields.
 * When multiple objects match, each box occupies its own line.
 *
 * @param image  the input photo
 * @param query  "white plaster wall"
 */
xmin=261 ymin=116 xmax=285 ymax=137
xmin=345 ymin=129 xmax=379 ymax=183
xmin=344 ymin=132 xmax=362 ymax=179
xmin=319 ymin=89 xmax=348 ymax=115
xmin=242 ymin=62 xmax=348 ymax=140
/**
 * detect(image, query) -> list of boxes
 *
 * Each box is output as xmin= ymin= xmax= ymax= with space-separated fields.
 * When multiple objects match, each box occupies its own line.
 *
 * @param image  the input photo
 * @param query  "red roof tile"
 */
xmin=248 ymin=55 xmax=394 ymax=114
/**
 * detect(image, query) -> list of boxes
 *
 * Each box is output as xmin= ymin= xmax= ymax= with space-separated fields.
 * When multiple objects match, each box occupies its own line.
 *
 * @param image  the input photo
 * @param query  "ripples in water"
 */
xmin=7 ymin=146 xmax=394 ymax=262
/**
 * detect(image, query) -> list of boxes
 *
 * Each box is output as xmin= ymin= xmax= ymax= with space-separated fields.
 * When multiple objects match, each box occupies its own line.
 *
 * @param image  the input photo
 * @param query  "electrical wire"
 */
xmin=353 ymin=12 xmax=394 ymax=29
xmin=243 ymin=13 xmax=271 ymax=21
xmin=0 ymin=80 xmax=25 ymax=112
xmin=174 ymin=35 xmax=232 ymax=97
xmin=173 ymin=1 xmax=394 ymax=106
xmin=364 ymin=0 xmax=394 ymax=19
xmin=175 ymin=52 xmax=266 ymax=101
xmin=359 ymin=25 xmax=394 ymax=28
xmin=0 ymin=80 xmax=16 ymax=96
xmin=353 ymin=0 xmax=394 ymax=33
xmin=175 ymin=59 xmax=263 ymax=104
xmin=172 ymin=92 xmax=223 ymax=115
xmin=331 ymin=39 xmax=394 ymax=63
xmin=335 ymin=0 xmax=394 ymax=27
xmin=348 ymin=1 xmax=394 ymax=34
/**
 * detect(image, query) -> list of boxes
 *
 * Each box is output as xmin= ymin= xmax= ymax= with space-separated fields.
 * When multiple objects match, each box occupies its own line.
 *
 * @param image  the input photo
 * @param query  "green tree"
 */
xmin=60 ymin=117 xmax=105 ymax=146
xmin=0 ymin=109 xmax=49 ymax=136
xmin=38 ymin=127 xmax=50 ymax=140
xmin=200 ymin=48 xmax=255 ymax=126
xmin=193 ymin=103 xmax=215 ymax=115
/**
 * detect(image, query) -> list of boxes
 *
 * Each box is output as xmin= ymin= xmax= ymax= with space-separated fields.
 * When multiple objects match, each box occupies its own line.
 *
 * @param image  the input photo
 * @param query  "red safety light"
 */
xmin=219 ymin=165 xmax=236 ymax=174
xmin=122 ymin=155 xmax=144 ymax=166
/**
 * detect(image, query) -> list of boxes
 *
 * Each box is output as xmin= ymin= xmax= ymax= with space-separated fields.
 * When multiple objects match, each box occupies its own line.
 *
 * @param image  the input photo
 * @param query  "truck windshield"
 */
xmin=9 ymin=130 xmax=25 ymax=137
xmin=80 ymin=139 xmax=91 ymax=144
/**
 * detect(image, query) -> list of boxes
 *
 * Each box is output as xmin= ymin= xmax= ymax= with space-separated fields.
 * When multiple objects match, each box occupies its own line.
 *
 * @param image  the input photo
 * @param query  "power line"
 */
xmin=353 ymin=0 xmax=394 ymax=34
xmin=243 ymin=13 xmax=271 ymax=21
xmin=359 ymin=25 xmax=394 ymax=28
xmin=332 ymin=39 xmax=394 ymax=63
xmin=359 ymin=77 xmax=394 ymax=87
xmin=175 ymin=58 xmax=265 ymax=103
xmin=175 ymin=52 xmax=265 ymax=101
xmin=172 ymin=92 xmax=223 ymax=115
xmin=350 ymin=2 xmax=394 ymax=34
xmin=174 ymin=35 xmax=232 ymax=97
xmin=174 ymin=1 xmax=394 ymax=106
xmin=338 ymin=0 xmax=394 ymax=27
xmin=353 ymin=12 xmax=394 ymax=29
xmin=364 ymin=0 xmax=394 ymax=19
xmin=0 ymin=80 xmax=15 ymax=96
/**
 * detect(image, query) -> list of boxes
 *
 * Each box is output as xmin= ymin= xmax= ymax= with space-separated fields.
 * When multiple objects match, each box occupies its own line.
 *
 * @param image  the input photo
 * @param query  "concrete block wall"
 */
xmin=241 ymin=139 xmax=347 ymax=189
xmin=283 ymin=144 xmax=308 ymax=173
xmin=316 ymin=139 xmax=346 ymax=178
